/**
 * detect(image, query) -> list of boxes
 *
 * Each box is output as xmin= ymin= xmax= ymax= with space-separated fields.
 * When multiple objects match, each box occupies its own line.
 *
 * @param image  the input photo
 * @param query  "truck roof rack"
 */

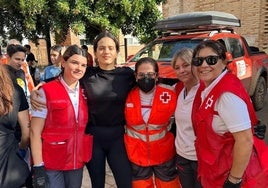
xmin=154 ymin=11 xmax=241 ymax=33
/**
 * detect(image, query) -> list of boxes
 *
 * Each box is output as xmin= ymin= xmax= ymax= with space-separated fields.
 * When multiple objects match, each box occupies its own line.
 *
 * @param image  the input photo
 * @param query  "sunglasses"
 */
xmin=192 ymin=55 xmax=219 ymax=67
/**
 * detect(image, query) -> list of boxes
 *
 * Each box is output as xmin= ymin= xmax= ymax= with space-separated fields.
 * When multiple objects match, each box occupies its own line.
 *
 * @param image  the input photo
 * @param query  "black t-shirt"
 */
xmin=0 ymin=83 xmax=30 ymax=187
xmin=81 ymin=66 xmax=135 ymax=132
xmin=0 ymin=83 xmax=29 ymax=130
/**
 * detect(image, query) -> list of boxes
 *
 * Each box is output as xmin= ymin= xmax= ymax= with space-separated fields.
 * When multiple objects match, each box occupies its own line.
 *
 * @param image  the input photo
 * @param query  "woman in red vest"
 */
xmin=124 ymin=57 xmax=181 ymax=188
xmin=30 ymin=45 xmax=92 ymax=188
xmin=191 ymin=40 xmax=268 ymax=188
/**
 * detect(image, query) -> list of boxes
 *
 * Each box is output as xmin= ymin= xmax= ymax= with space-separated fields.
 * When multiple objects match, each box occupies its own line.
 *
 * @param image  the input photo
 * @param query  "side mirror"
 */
xmin=226 ymin=52 xmax=233 ymax=64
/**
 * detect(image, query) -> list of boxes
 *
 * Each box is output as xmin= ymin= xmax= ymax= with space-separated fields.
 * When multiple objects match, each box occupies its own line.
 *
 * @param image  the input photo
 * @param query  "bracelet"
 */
xmin=229 ymin=174 xmax=242 ymax=184
xmin=33 ymin=162 xmax=44 ymax=167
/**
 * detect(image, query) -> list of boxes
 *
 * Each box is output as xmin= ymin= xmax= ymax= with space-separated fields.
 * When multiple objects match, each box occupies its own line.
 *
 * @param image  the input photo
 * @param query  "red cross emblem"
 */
xmin=205 ymin=95 xmax=214 ymax=109
xmin=160 ymin=92 xmax=171 ymax=104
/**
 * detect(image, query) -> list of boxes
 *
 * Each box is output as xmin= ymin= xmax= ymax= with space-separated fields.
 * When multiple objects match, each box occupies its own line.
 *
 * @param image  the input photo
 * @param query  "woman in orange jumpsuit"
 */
xmin=124 ymin=57 xmax=181 ymax=188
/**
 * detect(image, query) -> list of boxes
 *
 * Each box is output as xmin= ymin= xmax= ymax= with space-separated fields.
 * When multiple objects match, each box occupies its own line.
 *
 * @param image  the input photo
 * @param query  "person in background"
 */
xmin=171 ymin=48 xmax=203 ymax=188
xmin=30 ymin=45 xmax=92 ymax=188
xmin=25 ymin=44 xmax=36 ymax=65
xmin=81 ymin=44 xmax=94 ymax=67
xmin=191 ymin=40 xmax=268 ymax=188
xmin=124 ymin=57 xmax=181 ymax=188
xmin=30 ymin=31 xmax=136 ymax=188
xmin=5 ymin=44 xmax=31 ymax=140
xmin=24 ymin=44 xmax=39 ymax=85
xmin=6 ymin=44 xmax=28 ymax=95
xmin=40 ymin=45 xmax=62 ymax=82
xmin=5 ymin=40 xmax=33 ymax=188
xmin=0 ymin=64 xmax=30 ymax=188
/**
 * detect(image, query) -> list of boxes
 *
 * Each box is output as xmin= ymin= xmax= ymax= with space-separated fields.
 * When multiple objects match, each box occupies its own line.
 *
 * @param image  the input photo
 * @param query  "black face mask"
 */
xmin=137 ymin=77 xmax=156 ymax=93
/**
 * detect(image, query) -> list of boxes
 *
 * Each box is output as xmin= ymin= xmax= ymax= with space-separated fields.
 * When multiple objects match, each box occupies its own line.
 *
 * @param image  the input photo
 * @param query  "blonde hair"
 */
xmin=0 ymin=65 xmax=14 ymax=116
xmin=171 ymin=48 xmax=193 ymax=69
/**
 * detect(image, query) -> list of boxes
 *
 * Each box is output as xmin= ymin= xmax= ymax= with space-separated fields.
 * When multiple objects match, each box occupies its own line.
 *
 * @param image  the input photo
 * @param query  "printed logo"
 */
xmin=205 ymin=95 xmax=214 ymax=109
xmin=160 ymin=92 xmax=171 ymax=104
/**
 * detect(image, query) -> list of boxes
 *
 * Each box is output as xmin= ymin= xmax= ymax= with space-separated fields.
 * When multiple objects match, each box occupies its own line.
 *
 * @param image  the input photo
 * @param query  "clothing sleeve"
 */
xmin=214 ymin=92 xmax=251 ymax=133
xmin=15 ymin=83 xmax=29 ymax=111
xmin=31 ymin=88 xmax=48 ymax=118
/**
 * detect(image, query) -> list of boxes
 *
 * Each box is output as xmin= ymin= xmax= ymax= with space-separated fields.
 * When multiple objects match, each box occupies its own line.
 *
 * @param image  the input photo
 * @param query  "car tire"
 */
xmin=252 ymin=76 xmax=267 ymax=111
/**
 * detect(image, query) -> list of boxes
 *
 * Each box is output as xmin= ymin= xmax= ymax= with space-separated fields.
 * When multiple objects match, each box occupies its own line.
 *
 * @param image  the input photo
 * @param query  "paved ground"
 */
xmin=81 ymin=162 xmax=116 ymax=188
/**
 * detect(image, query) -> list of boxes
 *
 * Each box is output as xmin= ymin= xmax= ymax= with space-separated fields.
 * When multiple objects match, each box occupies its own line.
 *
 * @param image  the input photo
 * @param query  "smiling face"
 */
xmin=194 ymin=47 xmax=226 ymax=86
xmin=62 ymin=54 xmax=87 ymax=85
xmin=95 ymin=37 xmax=118 ymax=70
xmin=50 ymin=49 xmax=61 ymax=66
xmin=174 ymin=57 xmax=195 ymax=85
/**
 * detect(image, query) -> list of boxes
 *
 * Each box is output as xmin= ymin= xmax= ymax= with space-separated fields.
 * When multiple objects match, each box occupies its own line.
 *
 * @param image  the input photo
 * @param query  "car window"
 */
xmin=131 ymin=39 xmax=203 ymax=62
xmin=227 ymin=38 xmax=244 ymax=58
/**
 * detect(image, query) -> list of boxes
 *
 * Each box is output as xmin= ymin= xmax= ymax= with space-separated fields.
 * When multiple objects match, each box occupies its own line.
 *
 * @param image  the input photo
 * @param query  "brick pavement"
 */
xmin=81 ymin=162 xmax=116 ymax=188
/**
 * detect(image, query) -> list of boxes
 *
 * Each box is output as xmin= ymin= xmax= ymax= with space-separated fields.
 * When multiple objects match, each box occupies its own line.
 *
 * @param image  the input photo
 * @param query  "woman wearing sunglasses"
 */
xmin=124 ymin=57 xmax=181 ymax=188
xmin=191 ymin=40 xmax=267 ymax=188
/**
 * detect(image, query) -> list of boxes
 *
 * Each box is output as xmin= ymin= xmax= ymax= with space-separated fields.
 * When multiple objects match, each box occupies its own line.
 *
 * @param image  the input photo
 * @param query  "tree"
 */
xmin=0 ymin=0 xmax=166 ymax=45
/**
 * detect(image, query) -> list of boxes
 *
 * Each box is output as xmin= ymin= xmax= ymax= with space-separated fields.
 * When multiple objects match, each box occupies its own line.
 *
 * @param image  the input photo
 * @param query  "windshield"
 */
xmin=131 ymin=39 xmax=203 ymax=62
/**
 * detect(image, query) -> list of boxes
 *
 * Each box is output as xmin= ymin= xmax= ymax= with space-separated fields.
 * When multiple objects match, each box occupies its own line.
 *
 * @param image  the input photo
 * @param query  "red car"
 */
xmin=123 ymin=11 xmax=268 ymax=110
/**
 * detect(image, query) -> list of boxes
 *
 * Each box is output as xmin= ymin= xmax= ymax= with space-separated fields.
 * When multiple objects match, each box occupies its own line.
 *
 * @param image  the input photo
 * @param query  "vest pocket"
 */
xmin=42 ymin=135 xmax=70 ymax=170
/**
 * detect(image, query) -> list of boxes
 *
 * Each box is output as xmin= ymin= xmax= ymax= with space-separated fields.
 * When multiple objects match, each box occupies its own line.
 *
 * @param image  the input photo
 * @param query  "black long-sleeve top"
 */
xmin=81 ymin=66 xmax=135 ymax=135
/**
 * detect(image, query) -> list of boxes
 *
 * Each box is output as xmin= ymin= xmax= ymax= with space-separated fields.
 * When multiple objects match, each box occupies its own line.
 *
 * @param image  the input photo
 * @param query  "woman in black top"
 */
xmin=0 ymin=64 xmax=30 ymax=188
xmin=82 ymin=31 xmax=135 ymax=188
xmin=31 ymin=31 xmax=135 ymax=188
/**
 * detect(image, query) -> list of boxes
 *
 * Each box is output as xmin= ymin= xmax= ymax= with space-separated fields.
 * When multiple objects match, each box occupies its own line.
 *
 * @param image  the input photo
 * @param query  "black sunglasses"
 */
xmin=192 ymin=55 xmax=219 ymax=66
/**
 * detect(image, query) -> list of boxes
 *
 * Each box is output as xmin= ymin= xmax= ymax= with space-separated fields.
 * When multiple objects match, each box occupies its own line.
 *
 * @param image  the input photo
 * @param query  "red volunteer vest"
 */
xmin=124 ymin=85 xmax=177 ymax=166
xmin=41 ymin=79 xmax=92 ymax=170
xmin=192 ymin=73 xmax=268 ymax=188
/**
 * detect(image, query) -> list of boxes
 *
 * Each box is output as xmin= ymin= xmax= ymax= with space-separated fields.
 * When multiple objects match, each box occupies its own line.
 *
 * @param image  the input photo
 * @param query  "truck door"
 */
xmin=225 ymin=38 xmax=251 ymax=90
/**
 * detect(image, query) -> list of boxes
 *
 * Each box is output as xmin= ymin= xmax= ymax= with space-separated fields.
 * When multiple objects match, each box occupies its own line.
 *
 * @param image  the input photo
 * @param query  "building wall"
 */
xmin=30 ymin=39 xmax=48 ymax=67
xmin=162 ymin=0 xmax=268 ymax=52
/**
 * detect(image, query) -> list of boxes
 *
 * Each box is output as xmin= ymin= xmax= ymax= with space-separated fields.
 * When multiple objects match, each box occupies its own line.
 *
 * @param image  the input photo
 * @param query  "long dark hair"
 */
xmin=93 ymin=31 xmax=120 ymax=53
xmin=0 ymin=65 xmax=14 ymax=115
xmin=135 ymin=57 xmax=159 ymax=74
xmin=193 ymin=40 xmax=226 ymax=60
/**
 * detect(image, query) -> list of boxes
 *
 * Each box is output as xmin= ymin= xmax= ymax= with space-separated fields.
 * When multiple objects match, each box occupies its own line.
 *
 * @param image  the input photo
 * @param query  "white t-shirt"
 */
xmin=201 ymin=70 xmax=251 ymax=135
xmin=175 ymin=83 xmax=200 ymax=161
xmin=140 ymin=89 xmax=155 ymax=123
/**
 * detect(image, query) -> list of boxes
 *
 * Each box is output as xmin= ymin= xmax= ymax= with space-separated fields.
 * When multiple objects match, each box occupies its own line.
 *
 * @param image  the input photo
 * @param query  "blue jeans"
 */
xmin=46 ymin=168 xmax=83 ymax=188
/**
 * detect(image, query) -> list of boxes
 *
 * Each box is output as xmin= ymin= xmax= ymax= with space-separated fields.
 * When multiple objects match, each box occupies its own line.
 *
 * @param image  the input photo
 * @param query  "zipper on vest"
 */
xmin=74 ymin=122 xmax=79 ymax=169
xmin=145 ymin=123 xmax=151 ymax=166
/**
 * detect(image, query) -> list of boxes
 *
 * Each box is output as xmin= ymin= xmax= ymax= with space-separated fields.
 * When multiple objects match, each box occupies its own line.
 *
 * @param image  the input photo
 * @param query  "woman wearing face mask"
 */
xmin=191 ymin=40 xmax=268 ymax=188
xmin=124 ymin=57 xmax=181 ymax=188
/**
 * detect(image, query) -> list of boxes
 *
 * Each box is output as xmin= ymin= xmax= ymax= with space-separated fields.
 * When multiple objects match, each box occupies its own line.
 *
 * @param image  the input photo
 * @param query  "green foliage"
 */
xmin=0 ymin=0 xmax=166 ymax=45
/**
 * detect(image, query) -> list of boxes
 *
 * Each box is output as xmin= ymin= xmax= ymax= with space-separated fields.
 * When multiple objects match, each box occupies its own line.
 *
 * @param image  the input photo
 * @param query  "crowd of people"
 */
xmin=0 ymin=31 xmax=268 ymax=188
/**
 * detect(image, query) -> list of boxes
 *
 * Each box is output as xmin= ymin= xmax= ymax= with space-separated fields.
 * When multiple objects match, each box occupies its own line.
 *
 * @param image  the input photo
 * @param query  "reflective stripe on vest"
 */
xmin=126 ymin=123 xmax=168 ymax=142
